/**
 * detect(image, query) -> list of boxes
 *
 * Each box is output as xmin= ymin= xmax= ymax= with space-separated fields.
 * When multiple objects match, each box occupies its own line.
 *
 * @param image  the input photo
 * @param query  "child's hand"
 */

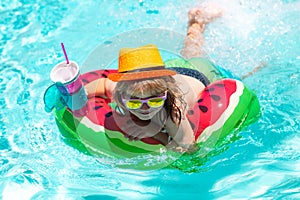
xmin=114 ymin=113 xmax=165 ymax=141
xmin=167 ymin=140 xmax=198 ymax=153
xmin=121 ymin=124 xmax=146 ymax=141
xmin=116 ymin=118 xmax=161 ymax=141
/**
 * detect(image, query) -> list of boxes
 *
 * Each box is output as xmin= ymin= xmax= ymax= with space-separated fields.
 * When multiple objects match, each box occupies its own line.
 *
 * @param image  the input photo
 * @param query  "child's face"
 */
xmin=123 ymin=90 xmax=166 ymax=120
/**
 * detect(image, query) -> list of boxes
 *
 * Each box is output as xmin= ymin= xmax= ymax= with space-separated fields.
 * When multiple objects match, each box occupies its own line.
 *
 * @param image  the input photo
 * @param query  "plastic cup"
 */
xmin=50 ymin=61 xmax=88 ymax=116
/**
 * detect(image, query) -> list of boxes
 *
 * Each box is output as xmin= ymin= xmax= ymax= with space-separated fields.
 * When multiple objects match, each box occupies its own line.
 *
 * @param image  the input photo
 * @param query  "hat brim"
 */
xmin=108 ymin=69 xmax=176 ymax=82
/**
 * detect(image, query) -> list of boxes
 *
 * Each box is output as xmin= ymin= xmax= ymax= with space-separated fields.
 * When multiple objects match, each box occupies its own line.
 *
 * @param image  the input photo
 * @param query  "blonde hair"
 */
xmin=113 ymin=76 xmax=186 ymax=124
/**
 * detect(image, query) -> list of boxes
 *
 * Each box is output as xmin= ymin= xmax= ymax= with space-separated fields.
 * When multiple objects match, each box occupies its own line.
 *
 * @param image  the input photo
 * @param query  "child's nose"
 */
xmin=140 ymin=102 xmax=150 ymax=110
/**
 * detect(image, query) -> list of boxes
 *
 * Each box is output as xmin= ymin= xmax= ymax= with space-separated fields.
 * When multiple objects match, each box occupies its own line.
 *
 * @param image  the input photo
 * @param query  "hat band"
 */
xmin=120 ymin=66 xmax=165 ymax=73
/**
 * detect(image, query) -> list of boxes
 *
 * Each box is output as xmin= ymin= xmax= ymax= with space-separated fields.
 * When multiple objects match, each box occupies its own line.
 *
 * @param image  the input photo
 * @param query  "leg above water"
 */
xmin=181 ymin=4 xmax=223 ymax=59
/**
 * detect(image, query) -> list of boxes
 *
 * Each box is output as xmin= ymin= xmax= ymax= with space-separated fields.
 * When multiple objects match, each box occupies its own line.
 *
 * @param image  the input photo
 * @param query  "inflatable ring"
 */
xmin=46 ymin=58 xmax=260 ymax=169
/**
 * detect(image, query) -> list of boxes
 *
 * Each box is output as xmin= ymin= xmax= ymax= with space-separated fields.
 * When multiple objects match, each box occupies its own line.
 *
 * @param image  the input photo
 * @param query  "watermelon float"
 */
xmin=44 ymin=57 xmax=260 ymax=170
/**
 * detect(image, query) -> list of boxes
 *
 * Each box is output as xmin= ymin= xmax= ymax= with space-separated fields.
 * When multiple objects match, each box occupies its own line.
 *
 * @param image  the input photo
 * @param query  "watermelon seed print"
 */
xmin=205 ymin=87 xmax=215 ymax=92
xmin=188 ymin=110 xmax=194 ymax=115
xmin=82 ymin=79 xmax=90 ymax=83
xmin=211 ymin=95 xmax=221 ymax=101
xmin=215 ymin=83 xmax=225 ymax=87
xmin=100 ymin=73 xmax=108 ymax=78
xmin=89 ymin=71 xmax=99 ymax=76
xmin=105 ymin=111 xmax=113 ymax=117
xmin=94 ymin=105 xmax=103 ymax=110
xmin=199 ymin=105 xmax=208 ymax=113
xmin=197 ymin=97 xmax=208 ymax=113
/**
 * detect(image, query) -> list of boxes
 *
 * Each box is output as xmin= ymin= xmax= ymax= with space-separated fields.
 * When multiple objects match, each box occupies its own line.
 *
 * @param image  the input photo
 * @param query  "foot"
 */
xmin=188 ymin=4 xmax=223 ymax=27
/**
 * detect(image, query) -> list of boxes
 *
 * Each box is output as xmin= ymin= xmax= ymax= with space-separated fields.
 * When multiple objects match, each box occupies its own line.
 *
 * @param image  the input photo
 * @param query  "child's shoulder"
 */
xmin=173 ymin=74 xmax=205 ymax=107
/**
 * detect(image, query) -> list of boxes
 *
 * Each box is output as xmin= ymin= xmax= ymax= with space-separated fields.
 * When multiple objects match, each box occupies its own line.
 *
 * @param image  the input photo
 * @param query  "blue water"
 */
xmin=1 ymin=0 xmax=300 ymax=199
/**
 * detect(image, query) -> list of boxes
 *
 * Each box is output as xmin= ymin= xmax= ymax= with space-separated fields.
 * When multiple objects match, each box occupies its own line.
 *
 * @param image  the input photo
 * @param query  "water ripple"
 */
xmin=211 ymin=135 xmax=300 ymax=199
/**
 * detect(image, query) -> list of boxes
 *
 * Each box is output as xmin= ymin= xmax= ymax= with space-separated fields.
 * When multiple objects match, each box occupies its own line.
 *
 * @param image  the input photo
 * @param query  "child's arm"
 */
xmin=85 ymin=78 xmax=117 ymax=99
xmin=165 ymin=116 xmax=196 ymax=151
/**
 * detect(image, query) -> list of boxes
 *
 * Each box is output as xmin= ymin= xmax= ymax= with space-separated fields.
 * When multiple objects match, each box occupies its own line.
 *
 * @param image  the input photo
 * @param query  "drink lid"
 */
xmin=50 ymin=61 xmax=79 ymax=84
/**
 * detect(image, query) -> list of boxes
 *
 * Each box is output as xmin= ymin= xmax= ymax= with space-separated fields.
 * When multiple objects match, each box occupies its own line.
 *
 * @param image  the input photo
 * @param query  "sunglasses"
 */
xmin=122 ymin=91 xmax=167 ymax=110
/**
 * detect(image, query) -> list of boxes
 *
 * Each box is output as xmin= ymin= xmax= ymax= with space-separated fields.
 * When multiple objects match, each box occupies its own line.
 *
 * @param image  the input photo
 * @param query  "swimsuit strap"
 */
xmin=169 ymin=67 xmax=210 ymax=86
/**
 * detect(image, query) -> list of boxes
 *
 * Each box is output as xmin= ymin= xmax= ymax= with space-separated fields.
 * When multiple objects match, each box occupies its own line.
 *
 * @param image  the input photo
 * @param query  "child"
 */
xmin=85 ymin=6 xmax=222 ymax=152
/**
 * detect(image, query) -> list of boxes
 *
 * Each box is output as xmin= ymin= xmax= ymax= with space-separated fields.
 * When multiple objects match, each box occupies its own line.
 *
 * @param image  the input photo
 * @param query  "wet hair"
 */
xmin=113 ymin=76 xmax=186 ymax=125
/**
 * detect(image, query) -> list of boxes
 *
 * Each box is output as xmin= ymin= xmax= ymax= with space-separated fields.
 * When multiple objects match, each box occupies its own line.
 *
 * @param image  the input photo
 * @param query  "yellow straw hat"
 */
xmin=108 ymin=44 xmax=176 ymax=82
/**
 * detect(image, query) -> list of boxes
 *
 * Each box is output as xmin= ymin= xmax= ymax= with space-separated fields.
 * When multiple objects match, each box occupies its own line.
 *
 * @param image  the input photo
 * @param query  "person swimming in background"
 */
xmin=85 ymin=5 xmax=224 ymax=152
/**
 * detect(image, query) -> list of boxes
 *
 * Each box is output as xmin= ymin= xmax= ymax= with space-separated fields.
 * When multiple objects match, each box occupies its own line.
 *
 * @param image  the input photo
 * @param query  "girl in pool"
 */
xmin=85 ymin=6 xmax=222 ymax=152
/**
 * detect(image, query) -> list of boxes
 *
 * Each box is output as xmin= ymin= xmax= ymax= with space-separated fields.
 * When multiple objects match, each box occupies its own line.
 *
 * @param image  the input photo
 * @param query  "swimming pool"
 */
xmin=1 ymin=0 xmax=300 ymax=199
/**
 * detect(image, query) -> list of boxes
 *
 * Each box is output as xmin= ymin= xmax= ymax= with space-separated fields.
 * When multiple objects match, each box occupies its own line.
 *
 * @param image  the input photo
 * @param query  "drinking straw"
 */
xmin=61 ymin=43 xmax=69 ymax=64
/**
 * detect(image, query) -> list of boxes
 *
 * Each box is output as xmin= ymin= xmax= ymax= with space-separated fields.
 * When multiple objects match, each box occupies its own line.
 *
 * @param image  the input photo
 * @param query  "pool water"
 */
xmin=1 ymin=0 xmax=300 ymax=199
